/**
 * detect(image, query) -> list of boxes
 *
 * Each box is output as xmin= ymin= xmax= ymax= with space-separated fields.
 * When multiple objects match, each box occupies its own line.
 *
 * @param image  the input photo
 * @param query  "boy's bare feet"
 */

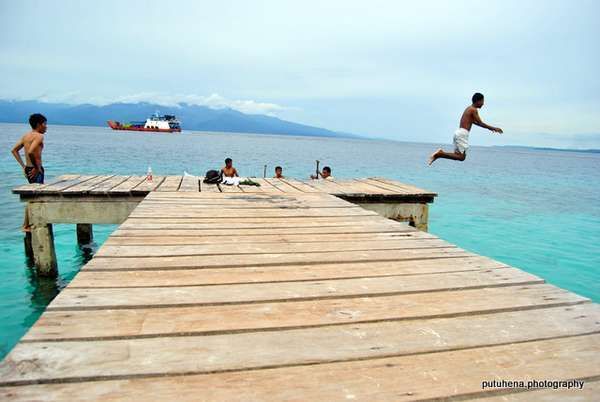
xmin=428 ymin=149 xmax=442 ymax=165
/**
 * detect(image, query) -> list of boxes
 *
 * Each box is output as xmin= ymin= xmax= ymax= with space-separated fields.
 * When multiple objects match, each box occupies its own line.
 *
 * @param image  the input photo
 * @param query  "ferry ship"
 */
xmin=107 ymin=113 xmax=181 ymax=133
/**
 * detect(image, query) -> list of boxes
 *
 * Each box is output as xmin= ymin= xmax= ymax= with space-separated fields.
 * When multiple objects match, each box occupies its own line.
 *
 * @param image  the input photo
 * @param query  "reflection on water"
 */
xmin=79 ymin=241 xmax=98 ymax=262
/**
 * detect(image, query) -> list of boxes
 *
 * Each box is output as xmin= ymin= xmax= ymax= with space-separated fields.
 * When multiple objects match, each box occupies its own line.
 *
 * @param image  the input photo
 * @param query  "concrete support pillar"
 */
xmin=24 ymin=231 xmax=34 ymax=260
xmin=355 ymin=202 xmax=429 ymax=232
xmin=28 ymin=202 xmax=58 ymax=277
xmin=407 ymin=204 xmax=429 ymax=232
xmin=76 ymin=223 xmax=93 ymax=245
xmin=30 ymin=222 xmax=57 ymax=277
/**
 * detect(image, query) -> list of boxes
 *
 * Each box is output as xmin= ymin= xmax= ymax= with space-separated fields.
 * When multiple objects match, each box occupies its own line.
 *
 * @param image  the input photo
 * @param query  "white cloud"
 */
xmin=23 ymin=92 xmax=294 ymax=116
xmin=112 ymin=93 xmax=294 ymax=116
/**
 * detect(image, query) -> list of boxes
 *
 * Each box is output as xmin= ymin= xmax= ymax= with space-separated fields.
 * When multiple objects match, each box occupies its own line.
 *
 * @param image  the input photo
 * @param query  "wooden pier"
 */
xmin=12 ymin=175 xmax=436 ymax=276
xmin=2 ymin=178 xmax=599 ymax=401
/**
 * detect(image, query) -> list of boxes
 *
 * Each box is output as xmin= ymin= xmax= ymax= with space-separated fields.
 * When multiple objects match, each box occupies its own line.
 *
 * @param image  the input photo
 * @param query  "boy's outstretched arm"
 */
xmin=473 ymin=109 xmax=503 ymax=133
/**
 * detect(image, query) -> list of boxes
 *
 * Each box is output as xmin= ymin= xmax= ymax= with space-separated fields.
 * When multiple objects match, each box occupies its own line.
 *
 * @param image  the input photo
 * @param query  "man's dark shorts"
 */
xmin=25 ymin=166 xmax=44 ymax=184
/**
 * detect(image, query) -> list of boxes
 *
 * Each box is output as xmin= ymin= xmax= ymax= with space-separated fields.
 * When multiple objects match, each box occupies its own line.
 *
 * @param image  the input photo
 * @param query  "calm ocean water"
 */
xmin=1 ymin=122 xmax=599 ymax=358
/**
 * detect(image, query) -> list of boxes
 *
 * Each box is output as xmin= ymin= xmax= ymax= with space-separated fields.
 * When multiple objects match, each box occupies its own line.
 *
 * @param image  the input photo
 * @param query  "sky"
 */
xmin=1 ymin=0 xmax=599 ymax=148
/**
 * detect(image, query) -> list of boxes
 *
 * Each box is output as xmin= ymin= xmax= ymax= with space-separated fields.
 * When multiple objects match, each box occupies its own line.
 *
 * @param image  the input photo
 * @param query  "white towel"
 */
xmin=222 ymin=176 xmax=240 ymax=186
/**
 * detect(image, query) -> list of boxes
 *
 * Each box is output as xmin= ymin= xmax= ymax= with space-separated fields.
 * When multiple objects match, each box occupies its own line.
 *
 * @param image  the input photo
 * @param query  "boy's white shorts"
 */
xmin=453 ymin=128 xmax=470 ymax=153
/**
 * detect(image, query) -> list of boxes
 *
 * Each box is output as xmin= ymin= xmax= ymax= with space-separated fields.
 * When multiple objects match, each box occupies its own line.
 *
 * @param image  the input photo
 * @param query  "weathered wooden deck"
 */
xmin=13 ymin=175 xmax=437 ymax=275
xmin=12 ymin=175 xmax=436 ymax=199
xmin=1 ymin=187 xmax=599 ymax=400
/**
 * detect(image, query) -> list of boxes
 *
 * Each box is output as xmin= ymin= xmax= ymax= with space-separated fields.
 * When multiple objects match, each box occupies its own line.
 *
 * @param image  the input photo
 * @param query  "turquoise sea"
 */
xmin=1 ymin=122 xmax=599 ymax=358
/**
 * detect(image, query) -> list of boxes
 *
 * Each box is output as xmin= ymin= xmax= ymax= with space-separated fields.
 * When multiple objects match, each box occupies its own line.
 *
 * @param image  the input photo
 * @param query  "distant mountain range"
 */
xmin=0 ymin=100 xmax=357 ymax=138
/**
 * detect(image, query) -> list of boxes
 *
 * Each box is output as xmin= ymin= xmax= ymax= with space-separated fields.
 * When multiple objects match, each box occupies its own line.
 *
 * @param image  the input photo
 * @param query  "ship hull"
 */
xmin=107 ymin=121 xmax=181 ymax=133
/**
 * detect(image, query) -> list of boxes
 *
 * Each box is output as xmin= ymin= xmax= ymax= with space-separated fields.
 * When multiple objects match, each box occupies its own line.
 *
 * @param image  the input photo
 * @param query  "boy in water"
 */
xmin=11 ymin=113 xmax=48 ymax=231
xmin=311 ymin=166 xmax=333 ymax=179
xmin=221 ymin=158 xmax=239 ymax=177
xmin=274 ymin=166 xmax=284 ymax=179
xmin=428 ymin=93 xmax=503 ymax=165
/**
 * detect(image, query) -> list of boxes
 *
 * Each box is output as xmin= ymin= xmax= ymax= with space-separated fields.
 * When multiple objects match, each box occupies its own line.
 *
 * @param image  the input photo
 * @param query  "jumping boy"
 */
xmin=428 ymin=93 xmax=503 ymax=165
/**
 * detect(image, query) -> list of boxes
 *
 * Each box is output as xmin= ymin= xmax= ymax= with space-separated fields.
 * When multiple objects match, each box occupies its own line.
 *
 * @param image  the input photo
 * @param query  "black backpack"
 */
xmin=203 ymin=170 xmax=222 ymax=184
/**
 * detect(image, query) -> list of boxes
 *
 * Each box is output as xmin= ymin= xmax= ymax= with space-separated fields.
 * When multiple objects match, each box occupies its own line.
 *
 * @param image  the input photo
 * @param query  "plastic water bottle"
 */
xmin=146 ymin=166 xmax=153 ymax=183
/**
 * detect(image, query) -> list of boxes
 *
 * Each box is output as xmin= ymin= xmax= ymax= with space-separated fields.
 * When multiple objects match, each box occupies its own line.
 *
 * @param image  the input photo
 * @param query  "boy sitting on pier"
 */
xmin=221 ymin=158 xmax=239 ymax=178
xmin=428 ymin=93 xmax=503 ymax=165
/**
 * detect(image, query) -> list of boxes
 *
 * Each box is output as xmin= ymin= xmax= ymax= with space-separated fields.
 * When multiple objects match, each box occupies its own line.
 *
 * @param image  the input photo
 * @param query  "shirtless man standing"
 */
xmin=11 ymin=113 xmax=47 ymax=231
xmin=428 ymin=93 xmax=503 ymax=165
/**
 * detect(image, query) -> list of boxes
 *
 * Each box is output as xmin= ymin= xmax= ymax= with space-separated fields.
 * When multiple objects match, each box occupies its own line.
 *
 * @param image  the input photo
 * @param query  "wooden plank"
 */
xmin=48 ymin=268 xmax=542 ymax=309
xmin=137 ymin=200 xmax=352 ymax=209
xmin=20 ymin=284 xmax=590 ymax=341
xmin=239 ymin=184 xmax=265 ymax=193
xmin=118 ymin=216 xmax=400 ymax=230
xmin=112 ymin=225 xmax=415 ymax=237
xmin=134 ymin=198 xmax=357 ymax=207
xmin=69 ymin=256 xmax=504 ymax=288
xmin=369 ymin=177 xmax=435 ymax=195
xmin=154 ymin=176 xmax=182 ymax=192
xmin=373 ymin=177 xmax=430 ymax=192
xmin=281 ymin=178 xmax=321 ymax=192
xmin=352 ymin=178 xmax=402 ymax=192
xmin=219 ymin=184 xmax=243 ymax=193
xmin=145 ymin=191 xmax=334 ymax=199
xmin=200 ymin=178 xmax=223 ymax=193
xmin=131 ymin=176 xmax=166 ymax=194
xmin=11 ymin=174 xmax=80 ymax=194
xmin=88 ymin=175 xmax=131 ymax=194
xmin=355 ymin=178 xmax=412 ymax=194
xmin=134 ymin=196 xmax=362 ymax=205
xmin=95 ymin=238 xmax=452 ymax=258
xmin=117 ymin=221 xmax=396 ymax=230
xmin=133 ymin=204 xmax=369 ymax=213
xmin=2 ymin=306 xmax=598 ymax=386
xmin=4 ymin=334 xmax=598 ymax=401
xmin=264 ymin=178 xmax=303 ymax=193
xmin=128 ymin=207 xmax=378 ymax=218
xmin=104 ymin=232 xmax=433 ymax=245
xmin=84 ymin=248 xmax=472 ymax=270
xmin=32 ymin=175 xmax=96 ymax=194
xmin=340 ymin=179 xmax=400 ymax=195
xmin=178 ymin=175 xmax=199 ymax=192
xmin=303 ymin=178 xmax=347 ymax=194
xmin=109 ymin=176 xmax=146 ymax=195
xmin=315 ymin=179 xmax=360 ymax=193
xmin=122 ymin=214 xmax=393 ymax=222
xmin=62 ymin=175 xmax=115 ymax=194
xmin=250 ymin=178 xmax=283 ymax=193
